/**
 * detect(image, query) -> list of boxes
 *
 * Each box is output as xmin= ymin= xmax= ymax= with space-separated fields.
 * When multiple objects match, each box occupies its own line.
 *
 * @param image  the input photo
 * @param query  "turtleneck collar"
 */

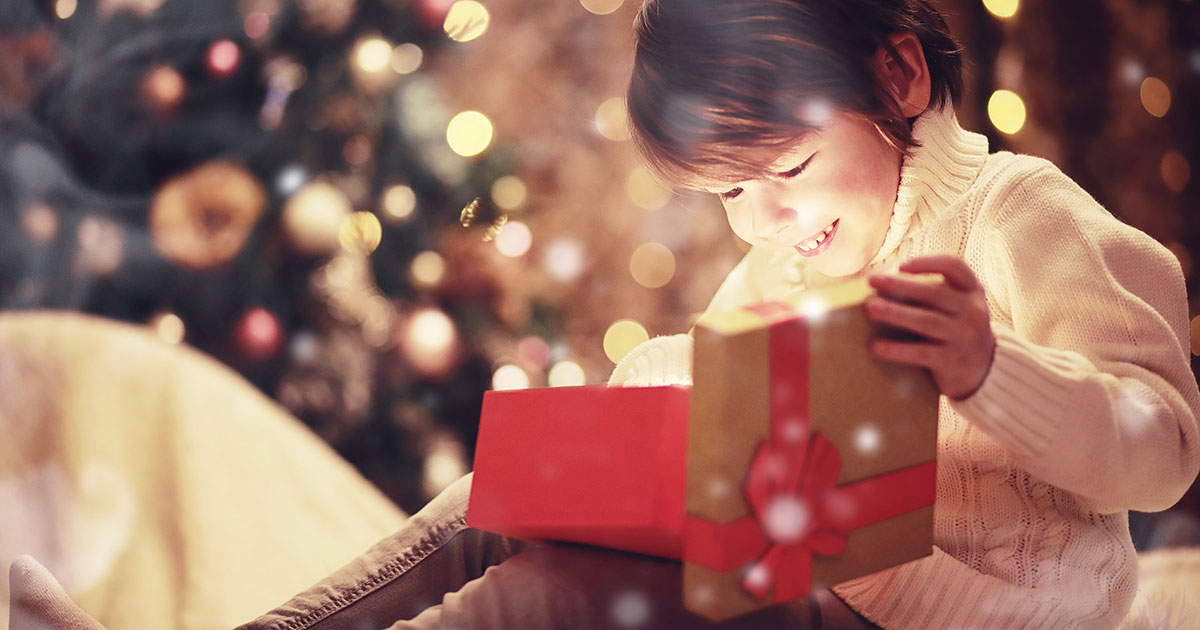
xmin=761 ymin=105 xmax=990 ymax=298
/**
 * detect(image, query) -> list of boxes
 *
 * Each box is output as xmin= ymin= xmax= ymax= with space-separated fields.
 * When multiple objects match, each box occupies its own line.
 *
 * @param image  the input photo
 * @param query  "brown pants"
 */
xmin=236 ymin=475 xmax=883 ymax=630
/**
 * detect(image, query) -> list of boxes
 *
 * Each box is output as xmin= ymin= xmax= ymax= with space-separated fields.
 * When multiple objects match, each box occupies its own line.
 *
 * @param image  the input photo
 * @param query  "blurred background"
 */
xmin=0 ymin=0 xmax=1197 ymax=530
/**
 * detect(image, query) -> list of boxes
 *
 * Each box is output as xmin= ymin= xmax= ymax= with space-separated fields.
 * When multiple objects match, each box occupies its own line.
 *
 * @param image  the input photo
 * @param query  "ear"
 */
xmin=873 ymin=32 xmax=932 ymax=118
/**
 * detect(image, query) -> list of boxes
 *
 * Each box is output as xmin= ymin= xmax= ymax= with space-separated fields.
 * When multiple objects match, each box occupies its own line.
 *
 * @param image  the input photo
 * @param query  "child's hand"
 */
xmin=864 ymin=255 xmax=996 ymax=400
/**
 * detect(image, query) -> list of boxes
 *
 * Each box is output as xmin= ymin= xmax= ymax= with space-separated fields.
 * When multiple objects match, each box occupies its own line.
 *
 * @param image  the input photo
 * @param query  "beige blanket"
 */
xmin=0 ymin=312 xmax=405 ymax=630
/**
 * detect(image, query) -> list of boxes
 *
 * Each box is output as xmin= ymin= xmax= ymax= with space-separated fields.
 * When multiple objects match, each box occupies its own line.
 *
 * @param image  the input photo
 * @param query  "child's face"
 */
xmin=695 ymin=112 xmax=903 ymax=278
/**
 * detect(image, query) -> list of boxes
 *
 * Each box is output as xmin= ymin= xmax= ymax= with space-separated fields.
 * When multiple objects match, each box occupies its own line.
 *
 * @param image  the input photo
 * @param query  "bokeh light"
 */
xmin=151 ymin=312 xmax=186 ymax=344
xmin=206 ymin=40 xmax=240 ymax=78
xmin=141 ymin=66 xmax=186 ymax=114
xmin=283 ymin=182 xmax=353 ymax=256
xmin=236 ymin=307 xmax=284 ymax=360
xmin=383 ymin=184 xmax=418 ymax=222
xmin=1162 ymin=151 xmax=1191 ymax=193
xmin=495 ymin=220 xmax=533 ymax=257
xmin=543 ymin=238 xmax=585 ymax=282
xmin=356 ymin=37 xmax=394 ymax=73
xmin=276 ymin=165 xmax=307 ymax=196
xmin=580 ymin=0 xmax=624 ymax=16
xmin=548 ymin=360 xmax=586 ymax=387
xmin=492 ymin=364 xmax=530 ymax=390
xmin=55 ymin=0 xmax=77 ymax=19
xmin=402 ymin=308 xmax=459 ymax=378
xmin=244 ymin=12 xmax=270 ymax=39
xmin=595 ymin=97 xmax=631 ymax=141
xmin=491 ymin=175 xmax=528 ymax=211
xmin=444 ymin=0 xmax=490 ymax=43
xmin=629 ymin=242 xmax=676 ymax=289
xmin=982 ymin=0 xmax=1018 ymax=19
xmin=627 ymin=166 xmax=672 ymax=210
xmin=446 ymin=111 xmax=494 ymax=157
xmin=21 ymin=203 xmax=58 ymax=243
xmin=603 ymin=319 xmax=649 ymax=364
xmin=516 ymin=336 xmax=551 ymax=370
xmin=338 ymin=211 xmax=383 ymax=254
xmin=410 ymin=250 xmax=446 ymax=288
xmin=392 ymin=43 xmax=424 ymax=74
xmin=987 ymin=89 xmax=1026 ymax=135
xmin=1140 ymin=77 xmax=1171 ymax=118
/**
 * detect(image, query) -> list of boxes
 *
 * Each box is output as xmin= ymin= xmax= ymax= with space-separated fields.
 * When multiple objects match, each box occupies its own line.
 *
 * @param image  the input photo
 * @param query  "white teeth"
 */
xmin=796 ymin=221 xmax=836 ymax=252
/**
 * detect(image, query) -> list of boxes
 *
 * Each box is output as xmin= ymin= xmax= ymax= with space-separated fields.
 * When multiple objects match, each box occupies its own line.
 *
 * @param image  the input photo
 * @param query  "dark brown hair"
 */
xmin=627 ymin=0 xmax=963 ymax=187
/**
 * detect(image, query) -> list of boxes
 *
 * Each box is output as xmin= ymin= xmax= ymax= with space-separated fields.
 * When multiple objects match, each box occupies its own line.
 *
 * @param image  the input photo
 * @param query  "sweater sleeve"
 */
xmin=950 ymin=161 xmax=1200 ymax=514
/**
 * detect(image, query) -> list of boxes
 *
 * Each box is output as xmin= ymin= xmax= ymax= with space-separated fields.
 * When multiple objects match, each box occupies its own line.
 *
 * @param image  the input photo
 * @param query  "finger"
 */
xmin=867 ymin=274 xmax=962 ymax=315
xmin=898 ymin=256 xmax=978 ymax=292
xmin=9 ymin=555 xmax=107 ymax=630
xmin=865 ymin=296 xmax=953 ymax=341
xmin=870 ymin=338 xmax=941 ymax=368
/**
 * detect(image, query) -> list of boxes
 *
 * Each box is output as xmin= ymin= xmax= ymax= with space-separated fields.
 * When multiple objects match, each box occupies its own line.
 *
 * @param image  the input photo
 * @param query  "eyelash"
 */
xmin=720 ymin=153 xmax=816 ymax=201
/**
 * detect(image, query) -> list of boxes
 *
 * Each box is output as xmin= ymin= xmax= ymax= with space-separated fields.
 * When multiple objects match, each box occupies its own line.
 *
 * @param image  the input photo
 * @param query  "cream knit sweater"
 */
xmin=608 ymin=106 xmax=1200 ymax=629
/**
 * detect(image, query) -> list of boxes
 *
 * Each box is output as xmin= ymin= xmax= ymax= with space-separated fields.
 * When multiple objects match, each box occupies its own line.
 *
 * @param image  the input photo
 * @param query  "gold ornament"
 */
xmin=149 ymin=161 xmax=266 ymax=270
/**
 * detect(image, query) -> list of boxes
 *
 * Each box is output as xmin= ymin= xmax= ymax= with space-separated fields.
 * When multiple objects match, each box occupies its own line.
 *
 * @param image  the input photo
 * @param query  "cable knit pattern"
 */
xmin=610 ymin=105 xmax=1200 ymax=629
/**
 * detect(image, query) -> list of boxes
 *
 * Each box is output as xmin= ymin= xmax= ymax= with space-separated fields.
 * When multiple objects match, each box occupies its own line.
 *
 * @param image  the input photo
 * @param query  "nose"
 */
xmin=751 ymin=186 xmax=799 ymax=242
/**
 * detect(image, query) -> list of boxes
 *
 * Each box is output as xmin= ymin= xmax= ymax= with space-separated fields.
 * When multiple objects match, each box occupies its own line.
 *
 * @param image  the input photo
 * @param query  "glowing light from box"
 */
xmin=383 ymin=184 xmax=417 ymax=222
xmin=982 ymin=0 xmax=1018 ymax=18
xmin=548 ymin=360 xmax=586 ymax=387
xmin=151 ymin=312 xmax=185 ymax=344
xmin=987 ymin=89 xmax=1026 ymax=135
xmin=855 ymin=424 xmax=882 ymax=455
xmin=1162 ymin=151 xmax=1190 ymax=193
xmin=1140 ymin=77 xmax=1171 ymax=118
xmin=404 ymin=308 xmax=458 ymax=376
xmin=492 ymin=364 xmax=530 ymax=391
xmin=410 ymin=251 xmax=446 ymax=288
xmin=491 ymin=175 xmax=527 ymax=210
xmin=797 ymin=295 xmax=829 ymax=323
xmin=444 ymin=0 xmax=490 ymax=42
xmin=55 ymin=0 xmax=77 ymax=19
xmin=580 ymin=0 xmax=623 ymax=16
xmin=494 ymin=220 xmax=532 ymax=257
xmin=611 ymin=590 xmax=651 ymax=629
xmin=763 ymin=495 xmax=810 ymax=543
xmin=629 ymin=242 xmax=675 ymax=288
xmin=206 ymin=40 xmax=240 ymax=78
xmin=603 ymin=319 xmax=649 ymax=364
xmin=356 ymin=37 xmax=394 ymax=73
xmin=391 ymin=43 xmax=424 ymax=74
xmin=446 ymin=111 xmax=493 ymax=157
xmin=338 ymin=212 xmax=383 ymax=255
xmin=283 ymin=182 xmax=352 ymax=256
xmin=743 ymin=564 xmax=771 ymax=592
xmin=626 ymin=166 xmax=672 ymax=210
xmin=245 ymin=12 xmax=270 ymax=39
xmin=595 ymin=97 xmax=631 ymax=141
xmin=543 ymin=238 xmax=584 ymax=282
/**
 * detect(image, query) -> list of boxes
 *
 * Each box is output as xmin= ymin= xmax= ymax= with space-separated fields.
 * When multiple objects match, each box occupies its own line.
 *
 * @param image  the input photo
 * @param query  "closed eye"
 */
xmin=777 ymin=152 xmax=817 ymax=179
xmin=719 ymin=187 xmax=744 ymax=201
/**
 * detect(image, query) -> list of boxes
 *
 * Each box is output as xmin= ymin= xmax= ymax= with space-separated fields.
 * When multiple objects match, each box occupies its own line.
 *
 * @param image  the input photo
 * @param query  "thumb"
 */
xmin=8 ymin=555 xmax=106 ymax=630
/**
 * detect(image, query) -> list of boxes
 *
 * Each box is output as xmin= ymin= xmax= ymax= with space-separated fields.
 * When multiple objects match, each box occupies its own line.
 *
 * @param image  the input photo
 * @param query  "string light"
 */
xmin=446 ymin=111 xmax=494 ymax=157
xmin=444 ymin=0 xmax=490 ymax=42
xmin=495 ymin=220 xmax=532 ymax=257
xmin=1140 ymin=77 xmax=1171 ymax=118
xmin=580 ymin=0 xmax=624 ymax=16
xmin=491 ymin=175 xmax=528 ymax=211
xmin=627 ymin=166 xmax=672 ymax=210
xmin=629 ymin=242 xmax=675 ymax=288
xmin=595 ymin=97 xmax=631 ymax=141
xmin=987 ymin=89 xmax=1026 ymax=135
xmin=603 ymin=319 xmax=649 ymax=364
xmin=492 ymin=364 xmax=530 ymax=390
xmin=982 ymin=0 xmax=1018 ymax=18
xmin=548 ymin=360 xmax=586 ymax=387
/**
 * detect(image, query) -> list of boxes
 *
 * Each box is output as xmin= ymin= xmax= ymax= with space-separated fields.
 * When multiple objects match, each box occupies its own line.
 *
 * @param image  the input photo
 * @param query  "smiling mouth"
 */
xmin=794 ymin=219 xmax=839 ymax=257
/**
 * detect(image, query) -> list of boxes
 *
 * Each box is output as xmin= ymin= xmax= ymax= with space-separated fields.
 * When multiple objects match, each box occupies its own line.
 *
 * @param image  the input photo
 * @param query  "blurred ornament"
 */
xmin=150 ymin=312 xmax=185 ymax=344
xmin=338 ymin=212 xmax=383 ymax=255
xmin=1140 ymin=77 xmax=1171 ymax=118
xmin=629 ymin=242 xmax=675 ymax=288
xmin=21 ymin=203 xmax=58 ymax=243
xmin=447 ymin=111 xmax=493 ymax=157
xmin=150 ymin=161 xmax=267 ymax=270
xmin=55 ymin=0 xmax=77 ymax=19
xmin=99 ymin=0 xmax=163 ymax=17
xmin=391 ymin=44 xmax=424 ymax=75
xmin=548 ymin=360 xmax=586 ymax=387
xmin=383 ymin=185 xmax=418 ymax=222
xmin=206 ymin=40 xmax=241 ymax=79
xmin=494 ymin=221 xmax=532 ymax=258
xmin=516 ymin=336 xmax=551 ymax=370
xmin=140 ymin=66 xmax=185 ymax=116
xmin=542 ymin=238 xmax=584 ymax=282
xmin=283 ymin=181 xmax=353 ymax=256
xmin=492 ymin=364 xmax=529 ymax=390
xmin=982 ymin=0 xmax=1018 ymax=19
xmin=299 ymin=0 xmax=356 ymax=35
xmin=77 ymin=216 xmax=124 ymax=276
xmin=603 ymin=319 xmax=648 ymax=364
xmin=444 ymin=1 xmax=490 ymax=43
xmin=491 ymin=175 xmax=527 ymax=211
xmin=410 ymin=251 xmax=447 ymax=289
xmin=627 ymin=166 xmax=672 ymax=210
xmin=987 ymin=89 xmax=1026 ymax=135
xmin=595 ymin=97 xmax=631 ymax=141
xmin=580 ymin=0 xmax=623 ymax=16
xmin=1161 ymin=151 xmax=1190 ymax=193
xmin=400 ymin=308 xmax=461 ymax=379
xmin=236 ymin=307 xmax=284 ymax=361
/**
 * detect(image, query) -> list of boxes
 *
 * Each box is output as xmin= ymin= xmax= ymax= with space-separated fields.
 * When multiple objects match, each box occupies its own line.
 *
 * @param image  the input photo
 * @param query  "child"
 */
xmin=610 ymin=0 xmax=1200 ymax=628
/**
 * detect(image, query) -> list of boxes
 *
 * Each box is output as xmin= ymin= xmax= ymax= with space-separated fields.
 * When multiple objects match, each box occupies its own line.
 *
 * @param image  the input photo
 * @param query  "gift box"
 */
xmin=682 ymin=276 xmax=940 ymax=621
xmin=466 ymin=384 xmax=690 ymax=559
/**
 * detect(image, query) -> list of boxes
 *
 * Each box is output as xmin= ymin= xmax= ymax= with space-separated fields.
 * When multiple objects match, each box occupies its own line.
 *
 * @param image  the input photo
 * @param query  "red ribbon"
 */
xmin=683 ymin=303 xmax=937 ymax=603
